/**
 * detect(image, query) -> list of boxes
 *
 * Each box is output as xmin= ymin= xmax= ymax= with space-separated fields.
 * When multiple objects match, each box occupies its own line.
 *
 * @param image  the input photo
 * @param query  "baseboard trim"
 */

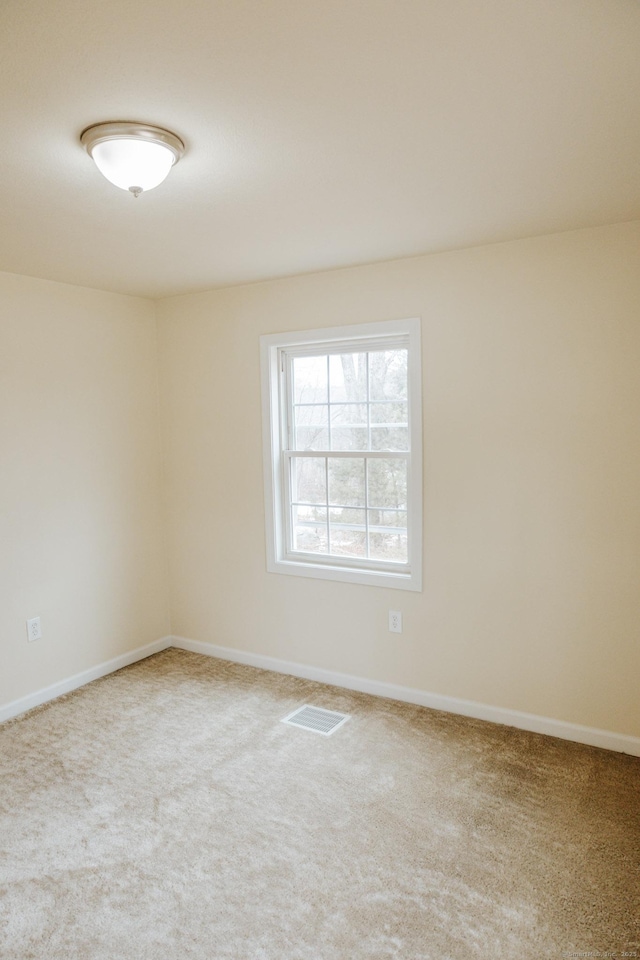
xmin=171 ymin=635 xmax=640 ymax=757
xmin=3 ymin=634 xmax=638 ymax=757
xmin=0 ymin=636 xmax=173 ymax=724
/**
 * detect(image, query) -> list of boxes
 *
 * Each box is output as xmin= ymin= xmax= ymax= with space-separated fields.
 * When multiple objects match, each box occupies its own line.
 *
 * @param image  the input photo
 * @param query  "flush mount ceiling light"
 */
xmin=80 ymin=122 xmax=185 ymax=197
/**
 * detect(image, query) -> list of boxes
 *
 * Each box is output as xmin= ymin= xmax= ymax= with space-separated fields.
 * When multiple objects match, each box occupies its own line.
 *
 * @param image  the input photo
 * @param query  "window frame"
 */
xmin=260 ymin=317 xmax=422 ymax=591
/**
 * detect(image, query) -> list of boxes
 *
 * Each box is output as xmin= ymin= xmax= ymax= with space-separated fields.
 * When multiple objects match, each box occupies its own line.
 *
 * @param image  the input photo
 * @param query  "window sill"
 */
xmin=267 ymin=556 xmax=422 ymax=591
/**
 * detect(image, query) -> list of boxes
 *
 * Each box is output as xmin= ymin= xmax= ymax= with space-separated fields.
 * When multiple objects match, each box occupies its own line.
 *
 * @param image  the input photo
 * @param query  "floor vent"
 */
xmin=281 ymin=704 xmax=350 ymax=736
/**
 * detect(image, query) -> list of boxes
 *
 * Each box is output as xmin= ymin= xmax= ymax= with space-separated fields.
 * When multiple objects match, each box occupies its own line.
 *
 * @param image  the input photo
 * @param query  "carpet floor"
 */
xmin=0 ymin=648 xmax=638 ymax=959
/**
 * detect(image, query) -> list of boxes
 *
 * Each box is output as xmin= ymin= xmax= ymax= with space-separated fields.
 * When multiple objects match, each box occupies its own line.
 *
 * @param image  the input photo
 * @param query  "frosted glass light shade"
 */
xmin=81 ymin=122 xmax=185 ymax=197
xmin=92 ymin=139 xmax=175 ymax=192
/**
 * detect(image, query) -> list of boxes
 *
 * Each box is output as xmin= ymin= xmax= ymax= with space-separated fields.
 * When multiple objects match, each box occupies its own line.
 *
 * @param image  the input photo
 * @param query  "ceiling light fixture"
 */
xmin=80 ymin=122 xmax=185 ymax=198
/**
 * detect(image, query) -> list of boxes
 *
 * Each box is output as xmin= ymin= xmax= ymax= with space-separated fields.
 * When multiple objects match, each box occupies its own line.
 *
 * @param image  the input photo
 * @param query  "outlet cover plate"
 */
xmin=26 ymin=617 xmax=42 ymax=642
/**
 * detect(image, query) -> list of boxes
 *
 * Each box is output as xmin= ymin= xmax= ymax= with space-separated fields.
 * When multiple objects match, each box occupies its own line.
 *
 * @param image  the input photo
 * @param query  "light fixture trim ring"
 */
xmin=80 ymin=121 xmax=185 ymax=163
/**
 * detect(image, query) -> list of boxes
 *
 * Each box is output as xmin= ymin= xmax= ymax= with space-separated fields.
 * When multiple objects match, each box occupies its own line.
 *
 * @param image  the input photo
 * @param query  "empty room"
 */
xmin=1 ymin=1 xmax=639 ymax=957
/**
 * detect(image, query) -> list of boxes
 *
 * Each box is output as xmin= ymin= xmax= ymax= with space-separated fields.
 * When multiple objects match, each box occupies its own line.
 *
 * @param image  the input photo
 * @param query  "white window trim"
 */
xmin=260 ymin=317 xmax=422 ymax=592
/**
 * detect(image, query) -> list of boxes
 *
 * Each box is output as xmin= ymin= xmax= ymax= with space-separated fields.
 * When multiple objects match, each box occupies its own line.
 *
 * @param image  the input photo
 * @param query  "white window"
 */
xmin=261 ymin=317 xmax=422 ymax=591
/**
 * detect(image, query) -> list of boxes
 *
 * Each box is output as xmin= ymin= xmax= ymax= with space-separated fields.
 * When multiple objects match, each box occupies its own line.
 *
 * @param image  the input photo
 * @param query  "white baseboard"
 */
xmin=0 ymin=636 xmax=173 ymax=724
xmin=171 ymin=635 xmax=640 ymax=757
xmin=3 ymin=634 xmax=638 ymax=758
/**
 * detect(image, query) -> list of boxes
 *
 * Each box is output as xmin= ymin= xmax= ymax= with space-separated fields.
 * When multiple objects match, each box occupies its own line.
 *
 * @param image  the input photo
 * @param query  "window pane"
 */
xmin=329 ymin=508 xmax=366 ymax=558
xmin=369 ymin=401 xmax=408 ymax=451
xmin=292 ymin=457 xmax=326 ymax=504
xmin=292 ymin=505 xmax=328 ymax=554
xmin=330 ymin=403 xmax=367 ymax=425
xmin=369 ymin=530 xmax=408 ymax=563
xmin=331 ymin=427 xmax=368 ymax=451
xmin=370 ymin=402 xmax=407 ymax=424
xmin=293 ymin=355 xmax=327 ymax=404
xmin=329 ymin=506 xmax=366 ymax=525
xmin=296 ymin=426 xmax=330 ymax=450
xmin=368 ymin=349 xmax=408 ymax=401
xmin=371 ymin=426 xmax=408 ymax=451
xmin=294 ymin=404 xmax=329 ymax=450
xmin=328 ymin=457 xmax=365 ymax=507
xmin=367 ymin=458 xmax=407 ymax=509
xmin=330 ymin=403 xmax=367 ymax=450
xmin=368 ymin=509 xmax=407 ymax=529
xmin=329 ymin=353 xmax=367 ymax=402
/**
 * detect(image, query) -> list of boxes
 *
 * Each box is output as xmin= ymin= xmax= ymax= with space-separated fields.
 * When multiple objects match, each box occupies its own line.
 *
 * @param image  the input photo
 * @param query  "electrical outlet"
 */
xmin=26 ymin=617 xmax=42 ymax=642
xmin=388 ymin=610 xmax=402 ymax=634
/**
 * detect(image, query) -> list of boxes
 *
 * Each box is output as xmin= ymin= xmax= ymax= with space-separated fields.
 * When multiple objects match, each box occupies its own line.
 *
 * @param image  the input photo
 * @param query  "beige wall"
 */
xmin=2 ymin=222 xmax=638 ymax=738
xmin=0 ymin=272 xmax=169 ymax=706
xmin=157 ymin=221 xmax=640 ymax=739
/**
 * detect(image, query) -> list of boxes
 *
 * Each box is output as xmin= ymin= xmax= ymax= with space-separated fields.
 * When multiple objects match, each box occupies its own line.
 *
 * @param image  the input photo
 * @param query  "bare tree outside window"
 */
xmin=290 ymin=349 xmax=409 ymax=562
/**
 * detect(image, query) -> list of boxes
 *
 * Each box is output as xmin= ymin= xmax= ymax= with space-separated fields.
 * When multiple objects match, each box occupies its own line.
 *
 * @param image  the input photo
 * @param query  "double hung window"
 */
xmin=261 ymin=318 xmax=422 ymax=590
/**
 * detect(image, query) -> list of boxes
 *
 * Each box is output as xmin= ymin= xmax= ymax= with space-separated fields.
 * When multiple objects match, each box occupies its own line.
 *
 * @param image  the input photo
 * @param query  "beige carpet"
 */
xmin=0 ymin=648 xmax=638 ymax=960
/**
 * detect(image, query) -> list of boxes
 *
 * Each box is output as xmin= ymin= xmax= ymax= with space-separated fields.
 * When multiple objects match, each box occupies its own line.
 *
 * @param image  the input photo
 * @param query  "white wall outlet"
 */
xmin=389 ymin=610 xmax=402 ymax=634
xmin=26 ymin=617 xmax=42 ymax=642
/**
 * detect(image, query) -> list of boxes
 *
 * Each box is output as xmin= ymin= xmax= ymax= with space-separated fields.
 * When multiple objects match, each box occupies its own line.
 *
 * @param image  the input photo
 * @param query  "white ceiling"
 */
xmin=1 ymin=0 xmax=639 ymax=299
